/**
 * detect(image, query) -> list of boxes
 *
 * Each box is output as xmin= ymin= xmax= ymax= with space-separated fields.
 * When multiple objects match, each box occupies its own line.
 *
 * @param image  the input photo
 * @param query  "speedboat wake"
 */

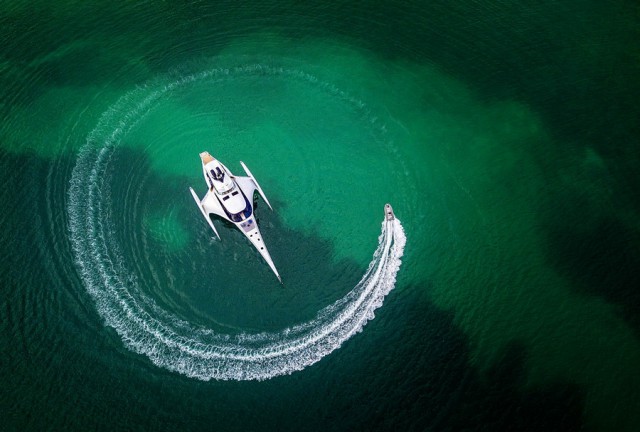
xmin=67 ymin=65 xmax=407 ymax=380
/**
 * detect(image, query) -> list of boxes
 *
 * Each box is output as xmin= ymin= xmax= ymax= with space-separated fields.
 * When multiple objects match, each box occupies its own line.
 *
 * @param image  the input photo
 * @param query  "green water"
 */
xmin=2 ymin=1 xmax=640 ymax=431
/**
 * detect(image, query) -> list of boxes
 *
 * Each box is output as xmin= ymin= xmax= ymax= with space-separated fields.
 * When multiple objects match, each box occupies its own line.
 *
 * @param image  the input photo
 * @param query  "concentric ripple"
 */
xmin=67 ymin=63 xmax=406 ymax=380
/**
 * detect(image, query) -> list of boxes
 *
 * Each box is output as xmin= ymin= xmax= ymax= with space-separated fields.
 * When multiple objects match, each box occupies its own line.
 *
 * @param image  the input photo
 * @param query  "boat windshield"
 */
xmin=212 ymin=174 xmax=234 ymax=195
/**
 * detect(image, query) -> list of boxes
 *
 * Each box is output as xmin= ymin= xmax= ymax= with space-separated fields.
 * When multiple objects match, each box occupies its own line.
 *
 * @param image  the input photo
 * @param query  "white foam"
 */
xmin=68 ymin=64 xmax=407 ymax=380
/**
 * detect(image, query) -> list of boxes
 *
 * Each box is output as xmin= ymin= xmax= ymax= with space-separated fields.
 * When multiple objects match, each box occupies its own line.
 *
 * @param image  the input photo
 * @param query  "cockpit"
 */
xmin=205 ymin=164 xmax=234 ymax=195
xmin=210 ymin=167 xmax=224 ymax=181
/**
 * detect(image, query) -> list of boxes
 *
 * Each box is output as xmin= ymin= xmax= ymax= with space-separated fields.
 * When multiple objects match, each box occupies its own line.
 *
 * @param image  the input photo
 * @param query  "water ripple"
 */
xmin=67 ymin=63 xmax=407 ymax=380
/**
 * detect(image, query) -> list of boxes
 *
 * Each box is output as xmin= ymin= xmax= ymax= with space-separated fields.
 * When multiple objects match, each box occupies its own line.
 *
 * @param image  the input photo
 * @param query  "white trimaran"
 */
xmin=189 ymin=151 xmax=281 ymax=282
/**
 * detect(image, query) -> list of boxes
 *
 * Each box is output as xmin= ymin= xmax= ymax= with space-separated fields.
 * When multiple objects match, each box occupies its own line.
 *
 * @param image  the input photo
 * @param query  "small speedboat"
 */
xmin=385 ymin=203 xmax=395 ymax=221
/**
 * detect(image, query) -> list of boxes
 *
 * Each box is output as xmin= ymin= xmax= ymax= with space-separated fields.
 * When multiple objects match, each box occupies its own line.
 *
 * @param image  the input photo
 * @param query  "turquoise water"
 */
xmin=2 ymin=1 xmax=640 ymax=431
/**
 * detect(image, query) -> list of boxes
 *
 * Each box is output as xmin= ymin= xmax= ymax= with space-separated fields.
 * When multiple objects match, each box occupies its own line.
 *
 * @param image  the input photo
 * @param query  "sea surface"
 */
xmin=2 ymin=1 xmax=640 ymax=431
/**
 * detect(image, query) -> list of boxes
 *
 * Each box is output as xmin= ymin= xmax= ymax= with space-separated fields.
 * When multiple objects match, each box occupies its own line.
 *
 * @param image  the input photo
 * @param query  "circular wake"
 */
xmin=68 ymin=63 xmax=407 ymax=380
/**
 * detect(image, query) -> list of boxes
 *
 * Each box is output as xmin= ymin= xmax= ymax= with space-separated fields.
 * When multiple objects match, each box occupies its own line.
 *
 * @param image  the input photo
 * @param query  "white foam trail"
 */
xmin=68 ymin=64 xmax=406 ymax=380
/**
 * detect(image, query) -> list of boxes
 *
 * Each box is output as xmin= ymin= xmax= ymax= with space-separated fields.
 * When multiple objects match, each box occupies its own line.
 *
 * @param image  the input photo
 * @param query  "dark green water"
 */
xmin=2 ymin=1 xmax=640 ymax=431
